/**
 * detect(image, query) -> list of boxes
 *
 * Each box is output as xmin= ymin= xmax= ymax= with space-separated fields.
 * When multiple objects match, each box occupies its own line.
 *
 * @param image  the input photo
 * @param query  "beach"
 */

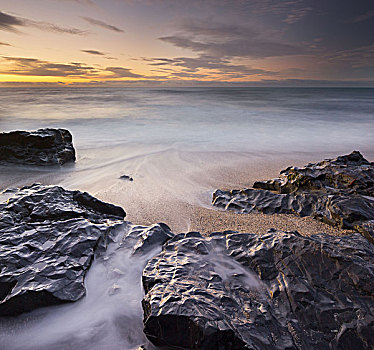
xmin=0 ymin=148 xmax=359 ymax=236
xmin=1 ymin=0 xmax=374 ymax=345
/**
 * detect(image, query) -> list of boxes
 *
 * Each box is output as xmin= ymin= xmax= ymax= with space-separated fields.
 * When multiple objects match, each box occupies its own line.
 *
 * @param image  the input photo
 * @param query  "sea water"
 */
xmin=1 ymin=87 xmax=373 ymax=154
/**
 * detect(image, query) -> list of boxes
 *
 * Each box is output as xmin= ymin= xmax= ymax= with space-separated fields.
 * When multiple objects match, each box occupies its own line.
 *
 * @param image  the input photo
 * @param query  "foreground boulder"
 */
xmin=142 ymin=230 xmax=374 ymax=349
xmin=0 ymin=184 xmax=126 ymax=316
xmin=0 ymin=128 xmax=76 ymax=165
xmin=213 ymin=151 xmax=374 ymax=242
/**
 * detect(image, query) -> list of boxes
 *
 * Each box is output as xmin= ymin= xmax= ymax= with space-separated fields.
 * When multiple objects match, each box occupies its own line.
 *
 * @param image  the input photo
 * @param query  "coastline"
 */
xmin=1 ymin=130 xmax=373 ymax=350
xmin=0 ymin=149 xmax=363 ymax=236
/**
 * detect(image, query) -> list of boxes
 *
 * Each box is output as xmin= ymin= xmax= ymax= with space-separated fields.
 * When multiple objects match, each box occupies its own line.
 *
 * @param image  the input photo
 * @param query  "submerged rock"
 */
xmin=0 ymin=128 xmax=76 ymax=165
xmin=142 ymin=230 xmax=374 ymax=350
xmin=213 ymin=151 xmax=374 ymax=242
xmin=0 ymin=184 xmax=126 ymax=316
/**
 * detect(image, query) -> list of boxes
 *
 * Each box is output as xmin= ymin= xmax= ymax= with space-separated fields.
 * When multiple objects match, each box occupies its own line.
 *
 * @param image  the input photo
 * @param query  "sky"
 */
xmin=0 ymin=0 xmax=373 ymax=86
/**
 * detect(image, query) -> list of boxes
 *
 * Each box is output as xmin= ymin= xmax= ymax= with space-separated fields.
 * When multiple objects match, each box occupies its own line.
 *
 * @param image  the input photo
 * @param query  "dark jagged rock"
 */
xmin=356 ymin=220 xmax=374 ymax=243
xmin=253 ymin=151 xmax=373 ymax=196
xmin=120 ymin=174 xmax=134 ymax=182
xmin=213 ymin=188 xmax=374 ymax=233
xmin=142 ymin=230 xmax=374 ymax=350
xmin=0 ymin=128 xmax=76 ymax=165
xmin=117 ymin=222 xmax=174 ymax=256
xmin=213 ymin=151 xmax=374 ymax=242
xmin=0 ymin=184 xmax=126 ymax=316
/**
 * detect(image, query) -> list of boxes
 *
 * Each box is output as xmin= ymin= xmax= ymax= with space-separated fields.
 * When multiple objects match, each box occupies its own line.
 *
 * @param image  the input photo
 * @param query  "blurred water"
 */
xmin=1 ymin=86 xmax=373 ymax=222
xmin=0 ymin=86 xmax=373 ymax=222
xmin=0 ymin=87 xmax=373 ymax=154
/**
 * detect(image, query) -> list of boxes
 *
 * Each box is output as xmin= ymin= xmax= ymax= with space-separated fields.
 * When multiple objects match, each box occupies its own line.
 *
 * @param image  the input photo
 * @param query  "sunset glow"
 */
xmin=0 ymin=0 xmax=373 ymax=86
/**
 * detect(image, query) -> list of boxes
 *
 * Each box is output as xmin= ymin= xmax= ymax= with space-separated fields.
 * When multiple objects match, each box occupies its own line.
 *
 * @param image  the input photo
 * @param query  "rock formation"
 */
xmin=0 ymin=184 xmax=125 ymax=316
xmin=213 ymin=151 xmax=374 ymax=242
xmin=0 ymin=128 xmax=76 ymax=165
xmin=142 ymin=230 xmax=374 ymax=350
xmin=1 ymin=181 xmax=373 ymax=349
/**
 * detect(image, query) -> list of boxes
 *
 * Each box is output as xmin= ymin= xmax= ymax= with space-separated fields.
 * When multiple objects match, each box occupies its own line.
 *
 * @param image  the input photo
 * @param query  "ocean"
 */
xmin=1 ymin=87 xmax=373 ymax=154
xmin=0 ymin=87 xmax=373 ymax=349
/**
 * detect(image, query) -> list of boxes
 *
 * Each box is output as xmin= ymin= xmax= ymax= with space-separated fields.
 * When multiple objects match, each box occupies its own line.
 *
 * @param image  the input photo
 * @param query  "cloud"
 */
xmin=159 ymin=20 xmax=306 ymax=59
xmin=324 ymin=44 xmax=374 ymax=68
xmin=225 ymin=0 xmax=312 ymax=23
xmin=105 ymin=67 xmax=143 ymax=78
xmin=144 ymin=55 xmax=277 ymax=79
xmin=0 ymin=41 xmax=11 ymax=46
xmin=61 ymin=0 xmax=95 ymax=4
xmin=0 ymin=10 xmax=86 ymax=34
xmin=81 ymin=49 xmax=118 ymax=60
xmin=81 ymin=49 xmax=105 ymax=55
xmin=283 ymin=7 xmax=312 ymax=24
xmin=170 ymin=71 xmax=209 ymax=79
xmin=82 ymin=17 xmax=124 ymax=32
xmin=345 ymin=10 xmax=374 ymax=24
xmin=1 ymin=56 xmax=98 ymax=76
xmin=180 ymin=20 xmax=258 ymax=38
xmin=1 ymin=56 xmax=146 ymax=80
xmin=0 ymin=11 xmax=23 ymax=31
xmin=25 ymin=20 xmax=87 ymax=34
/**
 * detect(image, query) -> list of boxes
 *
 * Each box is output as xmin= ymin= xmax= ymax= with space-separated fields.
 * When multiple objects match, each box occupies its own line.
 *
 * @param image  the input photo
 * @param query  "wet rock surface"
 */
xmin=213 ymin=151 xmax=374 ymax=242
xmin=142 ymin=230 xmax=374 ymax=350
xmin=0 ymin=128 xmax=76 ymax=165
xmin=253 ymin=151 xmax=373 ymax=195
xmin=0 ymin=184 xmax=126 ymax=316
xmin=115 ymin=221 xmax=174 ymax=257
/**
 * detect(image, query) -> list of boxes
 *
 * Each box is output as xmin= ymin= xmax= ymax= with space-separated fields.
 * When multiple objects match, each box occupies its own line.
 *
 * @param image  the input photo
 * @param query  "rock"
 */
xmin=116 ymin=222 xmax=174 ymax=256
xmin=142 ymin=230 xmax=374 ymax=349
xmin=356 ymin=220 xmax=374 ymax=243
xmin=213 ymin=152 xmax=374 ymax=242
xmin=253 ymin=151 xmax=373 ymax=196
xmin=0 ymin=128 xmax=76 ymax=165
xmin=213 ymin=188 xmax=374 ymax=231
xmin=0 ymin=184 xmax=126 ymax=316
xmin=120 ymin=174 xmax=134 ymax=181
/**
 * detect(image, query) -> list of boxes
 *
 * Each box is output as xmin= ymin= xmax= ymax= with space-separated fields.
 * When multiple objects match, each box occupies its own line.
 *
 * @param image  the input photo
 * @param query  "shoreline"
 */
xmin=1 ymin=149 xmax=365 ymax=236
xmin=1 ymin=133 xmax=373 ymax=350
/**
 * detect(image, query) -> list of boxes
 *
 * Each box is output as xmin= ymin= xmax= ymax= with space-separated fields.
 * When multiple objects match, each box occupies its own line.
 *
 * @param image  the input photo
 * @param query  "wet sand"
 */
xmin=0 ymin=150 xmax=362 ymax=237
xmin=190 ymin=206 xmax=354 ymax=236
